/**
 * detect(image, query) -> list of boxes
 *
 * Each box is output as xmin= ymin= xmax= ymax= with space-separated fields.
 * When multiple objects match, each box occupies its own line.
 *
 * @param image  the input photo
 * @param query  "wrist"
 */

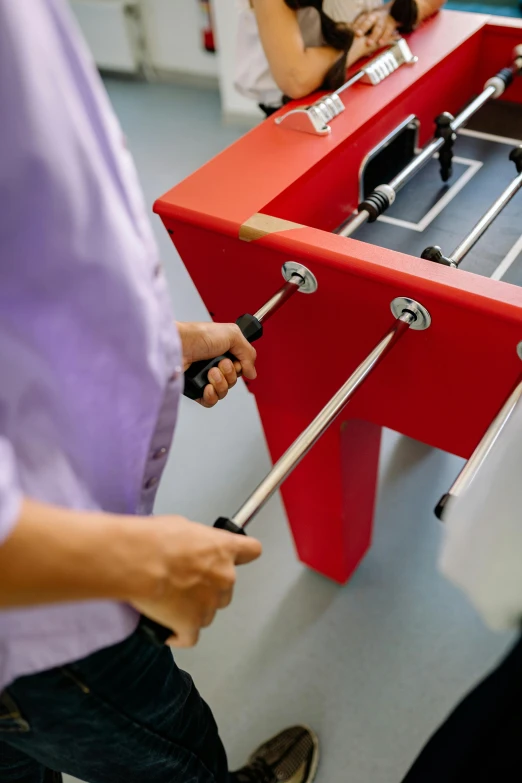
xmin=115 ymin=516 xmax=169 ymax=605
xmin=175 ymin=321 xmax=209 ymax=369
xmin=347 ymin=37 xmax=367 ymax=66
xmin=175 ymin=321 xmax=190 ymax=369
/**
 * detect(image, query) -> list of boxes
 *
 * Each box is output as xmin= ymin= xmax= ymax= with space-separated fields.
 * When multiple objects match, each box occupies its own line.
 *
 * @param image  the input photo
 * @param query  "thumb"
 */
xmin=230 ymin=533 xmax=263 ymax=565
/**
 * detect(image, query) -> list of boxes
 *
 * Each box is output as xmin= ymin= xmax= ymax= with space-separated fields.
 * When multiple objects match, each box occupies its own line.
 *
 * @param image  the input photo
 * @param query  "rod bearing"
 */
xmin=390 ymin=297 xmax=432 ymax=330
xmin=282 ymin=262 xmax=318 ymax=293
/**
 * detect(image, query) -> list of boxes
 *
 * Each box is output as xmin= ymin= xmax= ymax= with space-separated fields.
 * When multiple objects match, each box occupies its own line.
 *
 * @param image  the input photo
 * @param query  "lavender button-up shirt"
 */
xmin=0 ymin=0 xmax=182 ymax=690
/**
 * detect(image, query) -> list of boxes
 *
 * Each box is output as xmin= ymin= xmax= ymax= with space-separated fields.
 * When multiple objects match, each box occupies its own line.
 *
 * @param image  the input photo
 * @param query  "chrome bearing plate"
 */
xmin=282 ymin=262 xmax=318 ymax=294
xmin=390 ymin=297 xmax=431 ymax=330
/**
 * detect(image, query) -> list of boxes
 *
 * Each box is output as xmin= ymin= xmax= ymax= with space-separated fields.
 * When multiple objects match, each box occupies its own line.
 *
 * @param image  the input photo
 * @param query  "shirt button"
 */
xmin=144 ymin=476 xmax=159 ymax=489
xmin=170 ymin=366 xmax=182 ymax=382
xmin=153 ymin=447 xmax=168 ymax=460
xmin=154 ymin=263 xmax=162 ymax=278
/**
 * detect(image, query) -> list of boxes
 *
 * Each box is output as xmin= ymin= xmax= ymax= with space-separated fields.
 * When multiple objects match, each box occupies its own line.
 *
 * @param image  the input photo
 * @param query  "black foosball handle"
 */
xmin=140 ymin=517 xmax=246 ymax=646
xmin=183 ymin=314 xmax=263 ymax=401
xmin=434 ymin=492 xmax=451 ymax=521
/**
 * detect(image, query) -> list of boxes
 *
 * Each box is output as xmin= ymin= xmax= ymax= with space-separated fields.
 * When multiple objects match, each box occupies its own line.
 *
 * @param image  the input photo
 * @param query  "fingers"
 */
xmin=198 ymin=357 xmax=240 ymax=408
xmin=227 ymin=325 xmax=257 ymax=381
xmin=379 ymin=16 xmax=399 ymax=45
xmin=367 ymin=14 xmax=386 ymax=45
xmin=354 ymin=12 xmax=375 ymax=36
xmin=164 ymin=594 xmax=218 ymax=647
xmin=218 ymin=358 xmax=239 ymax=388
xmin=200 ymin=384 xmax=219 ymax=408
xmin=167 ymin=626 xmax=200 ymax=648
xmin=217 ymin=587 xmax=234 ymax=609
xmin=165 ymin=588 xmax=230 ymax=648
xmin=208 ymin=365 xmax=230 ymax=400
xmin=354 ymin=11 xmax=397 ymax=46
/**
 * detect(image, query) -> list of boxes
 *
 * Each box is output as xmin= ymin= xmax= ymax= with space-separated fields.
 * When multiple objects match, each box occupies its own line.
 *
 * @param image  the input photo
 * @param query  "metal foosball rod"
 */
xmin=336 ymin=46 xmax=522 ymax=239
xmin=422 ymin=146 xmax=522 ymax=268
xmin=435 ymin=348 xmax=522 ymax=521
xmin=219 ymin=300 xmax=423 ymax=531
xmin=183 ymin=262 xmax=318 ymax=400
xmin=216 ymin=296 xmax=431 ymax=534
xmin=144 ymin=297 xmax=432 ymax=645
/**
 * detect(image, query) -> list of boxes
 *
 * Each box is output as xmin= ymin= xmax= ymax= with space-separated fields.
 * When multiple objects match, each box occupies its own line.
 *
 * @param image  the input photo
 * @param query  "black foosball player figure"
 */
xmin=435 ymin=110 xmax=456 ymax=182
xmin=234 ymin=0 xmax=446 ymax=117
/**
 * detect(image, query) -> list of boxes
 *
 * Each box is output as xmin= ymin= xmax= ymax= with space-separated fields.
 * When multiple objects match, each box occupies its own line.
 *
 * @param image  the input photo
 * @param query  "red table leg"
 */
xmin=258 ymin=400 xmax=382 ymax=584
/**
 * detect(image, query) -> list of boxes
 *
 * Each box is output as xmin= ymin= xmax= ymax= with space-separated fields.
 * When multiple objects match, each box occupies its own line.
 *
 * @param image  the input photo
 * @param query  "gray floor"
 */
xmin=68 ymin=79 xmax=515 ymax=783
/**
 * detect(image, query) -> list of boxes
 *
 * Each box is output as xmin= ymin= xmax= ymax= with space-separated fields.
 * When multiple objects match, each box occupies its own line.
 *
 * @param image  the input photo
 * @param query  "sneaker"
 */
xmin=232 ymin=725 xmax=319 ymax=783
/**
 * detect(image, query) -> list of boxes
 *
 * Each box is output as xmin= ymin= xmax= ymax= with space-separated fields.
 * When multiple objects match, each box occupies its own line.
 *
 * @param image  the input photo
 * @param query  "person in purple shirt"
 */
xmin=0 ymin=1 xmax=319 ymax=782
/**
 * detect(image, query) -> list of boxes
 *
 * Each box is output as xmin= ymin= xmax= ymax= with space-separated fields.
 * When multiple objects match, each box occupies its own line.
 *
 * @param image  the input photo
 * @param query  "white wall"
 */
xmin=143 ymin=0 xmax=217 ymax=77
xmin=69 ymin=0 xmax=218 ymax=78
xmin=213 ymin=0 xmax=261 ymax=121
xmin=69 ymin=0 xmax=260 ymax=121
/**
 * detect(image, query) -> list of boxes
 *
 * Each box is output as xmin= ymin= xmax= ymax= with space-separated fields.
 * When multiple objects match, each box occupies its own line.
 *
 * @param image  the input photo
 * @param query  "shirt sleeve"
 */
xmin=0 ymin=436 xmax=22 ymax=544
xmin=439 ymin=399 xmax=522 ymax=631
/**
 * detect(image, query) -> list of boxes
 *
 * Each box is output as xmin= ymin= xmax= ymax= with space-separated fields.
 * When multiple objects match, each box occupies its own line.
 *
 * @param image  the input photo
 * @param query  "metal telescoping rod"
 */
xmin=231 ymin=311 xmax=416 ymax=530
xmin=254 ymin=274 xmax=303 ymax=323
xmin=336 ymin=84 xmax=506 ymax=239
xmin=436 ymin=377 xmax=522 ymax=520
xmin=334 ymin=70 xmax=368 ymax=96
xmin=334 ymin=69 xmax=364 ymax=95
xmin=448 ymin=171 xmax=522 ymax=267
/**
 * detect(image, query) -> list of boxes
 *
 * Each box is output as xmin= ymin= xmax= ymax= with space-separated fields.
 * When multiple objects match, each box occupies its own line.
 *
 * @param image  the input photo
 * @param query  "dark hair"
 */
xmin=390 ymin=0 xmax=418 ymax=32
xmin=283 ymin=0 xmax=418 ymax=90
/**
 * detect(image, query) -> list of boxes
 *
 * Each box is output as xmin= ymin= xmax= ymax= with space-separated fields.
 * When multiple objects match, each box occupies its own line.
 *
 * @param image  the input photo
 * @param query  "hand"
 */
xmin=347 ymin=32 xmax=384 ymax=67
xmin=177 ymin=321 xmax=257 ymax=408
xmin=131 ymin=516 xmax=262 ymax=647
xmin=353 ymin=7 xmax=399 ymax=47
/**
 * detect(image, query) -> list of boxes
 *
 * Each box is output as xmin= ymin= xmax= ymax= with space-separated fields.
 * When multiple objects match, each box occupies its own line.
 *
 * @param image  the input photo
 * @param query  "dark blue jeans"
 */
xmin=0 ymin=623 xmax=230 ymax=782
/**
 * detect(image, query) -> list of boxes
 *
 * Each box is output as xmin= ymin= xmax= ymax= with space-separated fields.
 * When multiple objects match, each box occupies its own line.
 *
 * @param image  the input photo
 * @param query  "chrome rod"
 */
xmin=449 ymin=172 xmax=522 ymax=266
xmin=337 ymin=83 xmax=504 ymax=239
xmin=436 ymin=377 xmax=522 ymax=520
xmin=336 ymin=209 xmax=371 ymax=238
xmin=451 ymin=84 xmax=497 ymax=132
xmin=388 ymin=137 xmax=445 ymax=192
xmin=232 ymin=311 xmax=416 ymax=529
xmin=254 ymin=275 xmax=303 ymax=323
xmin=390 ymin=81 xmax=509 ymax=192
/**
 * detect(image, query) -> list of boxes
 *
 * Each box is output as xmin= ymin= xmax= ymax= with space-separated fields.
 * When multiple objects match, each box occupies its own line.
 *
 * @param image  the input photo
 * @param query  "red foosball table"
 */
xmin=154 ymin=10 xmax=522 ymax=585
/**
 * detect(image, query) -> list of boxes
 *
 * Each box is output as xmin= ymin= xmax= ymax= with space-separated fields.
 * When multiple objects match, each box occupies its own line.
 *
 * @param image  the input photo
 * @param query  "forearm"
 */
xmin=416 ymin=0 xmax=445 ymax=22
xmin=252 ymin=0 xmax=341 ymax=98
xmin=0 ymin=499 xmax=151 ymax=608
xmin=266 ymin=43 xmax=343 ymax=99
xmin=290 ymin=47 xmax=345 ymax=97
